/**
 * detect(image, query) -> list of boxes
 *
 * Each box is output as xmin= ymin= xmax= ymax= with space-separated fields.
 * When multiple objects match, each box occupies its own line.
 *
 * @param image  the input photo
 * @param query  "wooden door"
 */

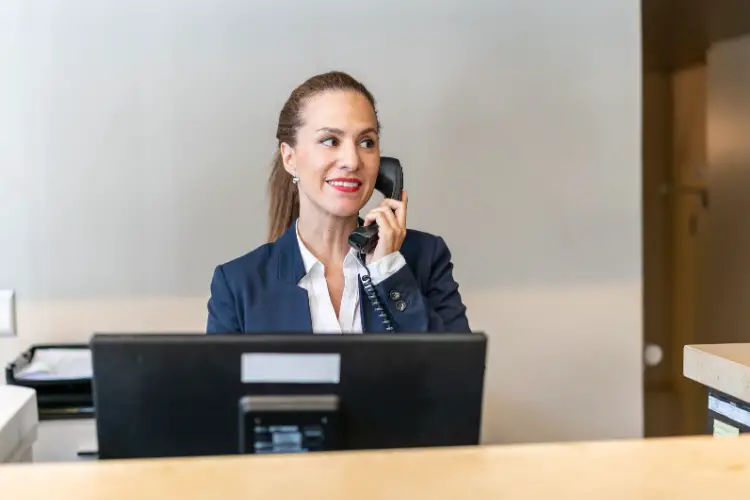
xmin=642 ymin=65 xmax=708 ymax=437
xmin=670 ymin=65 xmax=708 ymax=435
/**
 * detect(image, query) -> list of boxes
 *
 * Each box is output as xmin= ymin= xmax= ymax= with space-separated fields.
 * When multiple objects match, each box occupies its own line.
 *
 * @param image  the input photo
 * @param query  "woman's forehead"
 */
xmin=300 ymin=90 xmax=377 ymax=133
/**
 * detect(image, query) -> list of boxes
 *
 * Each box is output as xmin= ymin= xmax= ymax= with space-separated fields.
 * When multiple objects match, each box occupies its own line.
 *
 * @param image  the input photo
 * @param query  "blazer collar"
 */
xmin=275 ymin=221 xmax=307 ymax=284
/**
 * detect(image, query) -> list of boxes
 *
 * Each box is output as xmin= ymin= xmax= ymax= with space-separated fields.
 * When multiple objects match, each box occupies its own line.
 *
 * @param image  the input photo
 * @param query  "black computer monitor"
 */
xmin=90 ymin=332 xmax=487 ymax=460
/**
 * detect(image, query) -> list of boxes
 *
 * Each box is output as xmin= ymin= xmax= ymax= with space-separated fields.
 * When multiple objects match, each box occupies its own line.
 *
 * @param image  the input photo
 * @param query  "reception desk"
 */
xmin=1 ymin=436 xmax=750 ymax=498
xmin=684 ymin=343 xmax=750 ymax=435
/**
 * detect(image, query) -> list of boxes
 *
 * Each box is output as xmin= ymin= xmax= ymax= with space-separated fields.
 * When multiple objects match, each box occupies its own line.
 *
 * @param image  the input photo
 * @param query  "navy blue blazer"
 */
xmin=206 ymin=223 xmax=470 ymax=334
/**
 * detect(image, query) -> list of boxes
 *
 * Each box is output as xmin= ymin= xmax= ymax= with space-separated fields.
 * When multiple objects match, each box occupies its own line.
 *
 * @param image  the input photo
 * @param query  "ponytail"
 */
xmin=266 ymin=150 xmax=299 ymax=242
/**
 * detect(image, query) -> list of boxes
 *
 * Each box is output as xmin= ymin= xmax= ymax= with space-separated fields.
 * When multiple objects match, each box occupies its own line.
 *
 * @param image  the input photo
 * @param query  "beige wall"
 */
xmin=0 ymin=0 xmax=643 ymax=443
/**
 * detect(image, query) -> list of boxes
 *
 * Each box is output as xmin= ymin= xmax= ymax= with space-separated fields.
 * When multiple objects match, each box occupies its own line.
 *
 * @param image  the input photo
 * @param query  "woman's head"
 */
xmin=267 ymin=71 xmax=381 ymax=241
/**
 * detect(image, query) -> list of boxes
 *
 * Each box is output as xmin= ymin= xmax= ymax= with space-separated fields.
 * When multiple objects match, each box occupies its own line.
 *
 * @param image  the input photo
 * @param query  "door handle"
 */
xmin=644 ymin=343 xmax=664 ymax=367
xmin=660 ymin=184 xmax=710 ymax=210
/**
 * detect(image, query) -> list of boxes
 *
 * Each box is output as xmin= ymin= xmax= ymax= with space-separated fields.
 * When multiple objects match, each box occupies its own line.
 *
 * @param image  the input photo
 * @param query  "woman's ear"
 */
xmin=279 ymin=143 xmax=297 ymax=177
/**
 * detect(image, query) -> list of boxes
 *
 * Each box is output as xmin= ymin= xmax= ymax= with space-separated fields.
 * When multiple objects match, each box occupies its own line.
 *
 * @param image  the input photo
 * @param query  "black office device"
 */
xmin=6 ymin=344 xmax=94 ymax=420
xmin=90 ymin=333 xmax=487 ymax=460
xmin=348 ymin=156 xmax=404 ymax=255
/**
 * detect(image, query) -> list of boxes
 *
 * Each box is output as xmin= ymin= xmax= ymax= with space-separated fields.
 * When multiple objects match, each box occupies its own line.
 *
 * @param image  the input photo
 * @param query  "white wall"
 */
xmin=0 ymin=0 xmax=643 ymax=443
xmin=701 ymin=35 xmax=750 ymax=345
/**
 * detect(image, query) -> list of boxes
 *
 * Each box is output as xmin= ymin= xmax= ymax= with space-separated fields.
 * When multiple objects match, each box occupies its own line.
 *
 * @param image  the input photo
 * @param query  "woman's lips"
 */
xmin=326 ymin=178 xmax=362 ymax=193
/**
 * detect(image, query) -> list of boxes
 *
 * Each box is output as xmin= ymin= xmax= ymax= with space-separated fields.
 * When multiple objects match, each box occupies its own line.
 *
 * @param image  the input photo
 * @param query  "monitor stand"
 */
xmin=238 ymin=395 xmax=341 ymax=454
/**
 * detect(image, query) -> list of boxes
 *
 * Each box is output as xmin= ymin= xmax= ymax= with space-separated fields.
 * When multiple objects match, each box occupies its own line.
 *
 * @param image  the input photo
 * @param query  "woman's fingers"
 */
xmin=379 ymin=190 xmax=408 ymax=228
xmin=364 ymin=206 xmax=398 ymax=234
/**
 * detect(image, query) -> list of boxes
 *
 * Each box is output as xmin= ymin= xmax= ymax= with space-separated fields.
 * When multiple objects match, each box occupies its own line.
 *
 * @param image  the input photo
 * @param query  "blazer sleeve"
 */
xmin=206 ymin=265 xmax=242 ymax=334
xmin=374 ymin=236 xmax=471 ymax=332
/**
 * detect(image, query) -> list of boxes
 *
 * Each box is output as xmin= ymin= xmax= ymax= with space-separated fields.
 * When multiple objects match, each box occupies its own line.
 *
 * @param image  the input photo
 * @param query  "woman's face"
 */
xmin=281 ymin=90 xmax=380 ymax=220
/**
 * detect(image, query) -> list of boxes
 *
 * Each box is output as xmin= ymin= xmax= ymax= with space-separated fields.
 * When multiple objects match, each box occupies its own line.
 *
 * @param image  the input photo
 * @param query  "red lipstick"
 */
xmin=326 ymin=178 xmax=362 ymax=193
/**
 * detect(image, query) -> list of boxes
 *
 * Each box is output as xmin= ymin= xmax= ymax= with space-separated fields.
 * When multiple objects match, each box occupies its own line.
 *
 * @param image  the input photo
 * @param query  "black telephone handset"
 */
xmin=349 ymin=157 xmax=404 ymax=333
xmin=348 ymin=156 xmax=404 ymax=254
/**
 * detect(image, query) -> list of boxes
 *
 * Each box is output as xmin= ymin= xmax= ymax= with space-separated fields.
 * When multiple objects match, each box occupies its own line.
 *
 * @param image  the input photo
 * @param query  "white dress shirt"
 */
xmin=296 ymin=223 xmax=406 ymax=334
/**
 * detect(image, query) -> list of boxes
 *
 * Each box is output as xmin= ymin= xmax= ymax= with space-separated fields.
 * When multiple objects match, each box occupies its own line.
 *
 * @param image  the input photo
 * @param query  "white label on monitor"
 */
xmin=241 ymin=353 xmax=340 ymax=384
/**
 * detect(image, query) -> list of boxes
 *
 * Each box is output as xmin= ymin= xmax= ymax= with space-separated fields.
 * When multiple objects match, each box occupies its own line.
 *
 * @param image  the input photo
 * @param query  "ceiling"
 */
xmin=643 ymin=0 xmax=750 ymax=71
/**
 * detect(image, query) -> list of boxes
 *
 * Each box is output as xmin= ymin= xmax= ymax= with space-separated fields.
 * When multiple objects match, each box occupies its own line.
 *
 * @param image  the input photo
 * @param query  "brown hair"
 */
xmin=266 ymin=71 xmax=380 ymax=241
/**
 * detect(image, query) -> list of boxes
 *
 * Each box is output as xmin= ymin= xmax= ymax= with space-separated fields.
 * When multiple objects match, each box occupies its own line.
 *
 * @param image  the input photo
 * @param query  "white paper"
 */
xmin=241 ymin=353 xmax=340 ymax=384
xmin=15 ymin=349 xmax=92 ymax=381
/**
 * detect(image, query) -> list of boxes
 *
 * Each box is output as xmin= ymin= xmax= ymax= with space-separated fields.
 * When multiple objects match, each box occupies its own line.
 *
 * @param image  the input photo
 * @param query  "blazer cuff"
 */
xmin=373 ymin=263 xmax=428 ymax=331
xmin=366 ymin=251 xmax=407 ymax=285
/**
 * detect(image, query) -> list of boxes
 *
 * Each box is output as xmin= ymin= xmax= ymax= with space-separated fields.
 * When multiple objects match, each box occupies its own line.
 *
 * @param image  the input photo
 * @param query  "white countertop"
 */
xmin=684 ymin=343 xmax=750 ymax=402
xmin=0 ymin=385 xmax=39 ymax=462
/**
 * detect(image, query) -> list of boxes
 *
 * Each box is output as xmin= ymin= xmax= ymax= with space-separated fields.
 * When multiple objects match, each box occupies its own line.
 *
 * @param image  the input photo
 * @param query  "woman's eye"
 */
xmin=321 ymin=137 xmax=339 ymax=147
xmin=361 ymin=138 xmax=375 ymax=148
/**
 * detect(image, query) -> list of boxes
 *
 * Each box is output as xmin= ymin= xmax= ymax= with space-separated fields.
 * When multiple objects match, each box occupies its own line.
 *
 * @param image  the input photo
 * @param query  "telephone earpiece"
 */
xmin=348 ymin=157 xmax=404 ymax=254
xmin=349 ymin=157 xmax=404 ymax=333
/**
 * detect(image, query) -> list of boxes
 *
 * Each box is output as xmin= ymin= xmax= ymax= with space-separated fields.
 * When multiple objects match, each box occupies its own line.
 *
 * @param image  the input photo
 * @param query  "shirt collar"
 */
xmin=295 ymin=221 xmax=362 ymax=275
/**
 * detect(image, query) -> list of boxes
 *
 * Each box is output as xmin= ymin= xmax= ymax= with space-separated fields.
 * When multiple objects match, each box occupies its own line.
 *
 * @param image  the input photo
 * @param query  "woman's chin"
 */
xmin=323 ymin=201 xmax=364 ymax=219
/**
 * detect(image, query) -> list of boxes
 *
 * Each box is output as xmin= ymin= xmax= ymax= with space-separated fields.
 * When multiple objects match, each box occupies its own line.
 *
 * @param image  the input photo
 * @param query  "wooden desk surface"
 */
xmin=684 ymin=343 xmax=750 ymax=401
xmin=2 ymin=436 xmax=750 ymax=499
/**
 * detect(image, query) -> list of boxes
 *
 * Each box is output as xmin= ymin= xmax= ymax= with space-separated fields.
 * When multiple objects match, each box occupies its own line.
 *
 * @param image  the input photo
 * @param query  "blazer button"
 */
xmin=395 ymin=300 xmax=407 ymax=312
xmin=389 ymin=290 xmax=401 ymax=301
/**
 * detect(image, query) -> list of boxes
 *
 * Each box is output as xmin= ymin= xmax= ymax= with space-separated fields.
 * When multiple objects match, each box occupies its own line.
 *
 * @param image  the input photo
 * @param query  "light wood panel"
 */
xmin=3 ymin=437 xmax=750 ymax=499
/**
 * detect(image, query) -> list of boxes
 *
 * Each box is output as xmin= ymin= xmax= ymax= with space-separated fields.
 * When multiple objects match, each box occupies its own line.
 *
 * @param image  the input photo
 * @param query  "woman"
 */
xmin=206 ymin=71 xmax=470 ymax=334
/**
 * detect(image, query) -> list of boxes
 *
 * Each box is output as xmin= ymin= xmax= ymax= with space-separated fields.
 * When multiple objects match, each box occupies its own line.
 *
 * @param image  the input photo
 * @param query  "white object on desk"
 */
xmin=6 ymin=347 xmax=95 ymax=462
xmin=0 ymin=385 xmax=38 ymax=463
xmin=15 ymin=348 xmax=92 ymax=381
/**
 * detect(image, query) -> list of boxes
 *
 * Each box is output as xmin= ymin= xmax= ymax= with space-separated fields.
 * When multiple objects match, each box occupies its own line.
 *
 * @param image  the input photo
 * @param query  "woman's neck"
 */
xmin=296 ymin=212 xmax=358 ymax=268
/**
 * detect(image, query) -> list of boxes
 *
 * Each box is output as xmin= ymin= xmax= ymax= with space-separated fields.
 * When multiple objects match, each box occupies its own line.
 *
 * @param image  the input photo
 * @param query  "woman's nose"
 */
xmin=339 ymin=142 xmax=363 ymax=171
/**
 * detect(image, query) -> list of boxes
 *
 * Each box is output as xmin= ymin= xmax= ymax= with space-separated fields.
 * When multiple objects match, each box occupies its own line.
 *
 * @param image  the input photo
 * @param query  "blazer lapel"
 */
xmin=250 ymin=286 xmax=312 ymax=332
xmin=249 ymin=222 xmax=312 ymax=333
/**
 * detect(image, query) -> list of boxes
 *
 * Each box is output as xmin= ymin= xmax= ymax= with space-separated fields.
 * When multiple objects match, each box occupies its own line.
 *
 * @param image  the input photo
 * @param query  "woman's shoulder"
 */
xmin=403 ymin=227 xmax=444 ymax=244
xmin=401 ymin=228 xmax=454 ymax=262
xmin=403 ymin=227 xmax=451 ymax=247
xmin=213 ymin=241 xmax=278 ymax=282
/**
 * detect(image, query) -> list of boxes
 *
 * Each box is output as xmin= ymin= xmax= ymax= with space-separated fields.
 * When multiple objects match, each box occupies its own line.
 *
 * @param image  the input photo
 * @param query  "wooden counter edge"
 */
xmin=4 ymin=435 xmax=750 ymax=500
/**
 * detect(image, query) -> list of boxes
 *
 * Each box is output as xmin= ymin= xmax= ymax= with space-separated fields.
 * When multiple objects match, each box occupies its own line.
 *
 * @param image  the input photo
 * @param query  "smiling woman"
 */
xmin=206 ymin=71 xmax=471 ymax=335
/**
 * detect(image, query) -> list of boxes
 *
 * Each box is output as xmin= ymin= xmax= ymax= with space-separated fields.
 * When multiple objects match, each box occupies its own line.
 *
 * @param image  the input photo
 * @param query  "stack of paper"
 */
xmin=15 ymin=349 xmax=92 ymax=381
